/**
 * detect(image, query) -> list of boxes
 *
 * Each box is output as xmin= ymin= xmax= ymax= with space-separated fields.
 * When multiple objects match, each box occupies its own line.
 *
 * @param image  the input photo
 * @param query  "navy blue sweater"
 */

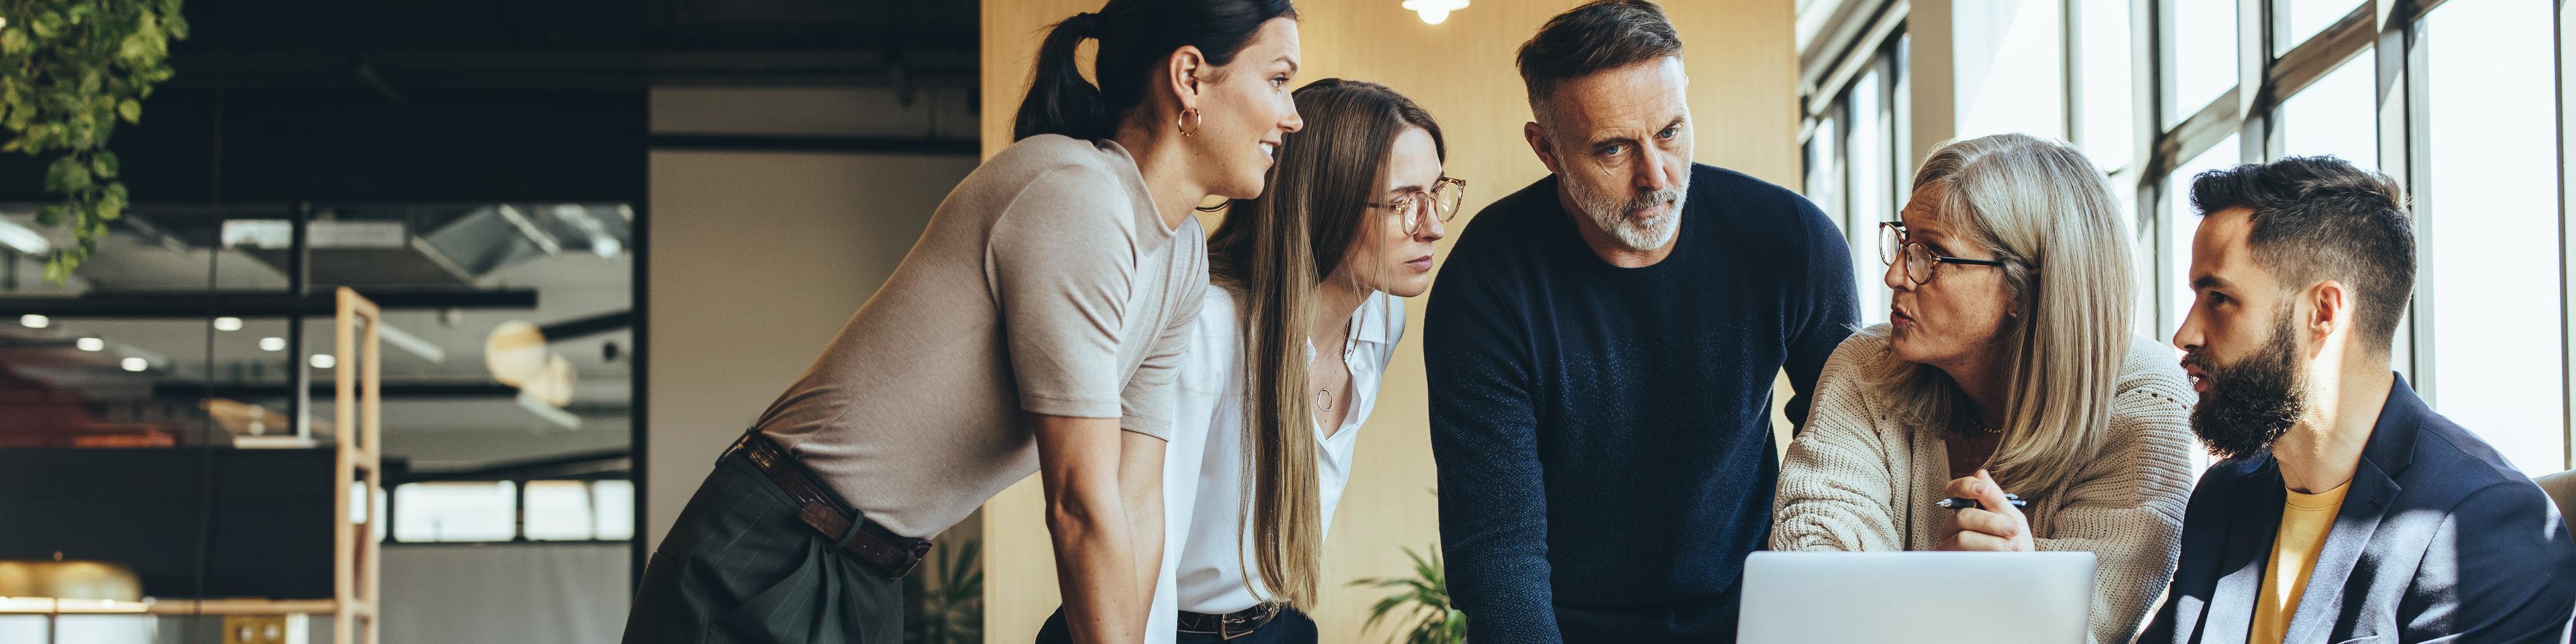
xmin=1426 ymin=164 xmax=1858 ymax=643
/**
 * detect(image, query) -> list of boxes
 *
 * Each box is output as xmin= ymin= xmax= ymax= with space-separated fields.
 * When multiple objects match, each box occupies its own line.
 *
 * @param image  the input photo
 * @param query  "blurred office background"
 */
xmin=0 ymin=0 xmax=2563 ymax=642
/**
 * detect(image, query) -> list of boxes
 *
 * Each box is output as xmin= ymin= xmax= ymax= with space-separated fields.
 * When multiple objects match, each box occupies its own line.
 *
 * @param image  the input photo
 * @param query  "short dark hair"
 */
xmin=1515 ymin=0 xmax=1682 ymax=127
xmin=2190 ymin=156 xmax=2416 ymax=350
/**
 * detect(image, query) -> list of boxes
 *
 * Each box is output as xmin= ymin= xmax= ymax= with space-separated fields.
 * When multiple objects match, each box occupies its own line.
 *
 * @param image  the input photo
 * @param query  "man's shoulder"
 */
xmin=1455 ymin=174 xmax=1561 ymax=239
xmin=2182 ymin=455 xmax=2270 ymax=509
xmin=1690 ymin=164 xmax=1821 ymax=217
xmin=1686 ymin=164 xmax=1841 ymax=258
xmin=2391 ymin=415 xmax=2576 ymax=600
xmin=1690 ymin=163 xmax=1802 ymax=200
xmin=1440 ymin=175 xmax=1566 ymax=274
xmin=2400 ymin=414 xmax=2557 ymax=510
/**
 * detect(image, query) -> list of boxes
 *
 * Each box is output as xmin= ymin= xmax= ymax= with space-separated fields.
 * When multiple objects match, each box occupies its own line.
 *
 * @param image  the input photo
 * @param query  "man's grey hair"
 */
xmin=1515 ymin=0 xmax=1683 ymax=130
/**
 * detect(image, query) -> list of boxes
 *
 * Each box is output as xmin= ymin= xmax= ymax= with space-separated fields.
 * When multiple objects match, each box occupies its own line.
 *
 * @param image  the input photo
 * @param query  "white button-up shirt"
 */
xmin=1144 ymin=286 xmax=1404 ymax=640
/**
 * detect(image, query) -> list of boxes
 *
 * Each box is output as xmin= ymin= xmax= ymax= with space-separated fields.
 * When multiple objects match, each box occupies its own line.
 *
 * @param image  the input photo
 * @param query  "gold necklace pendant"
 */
xmin=1311 ymin=316 xmax=1355 ymax=414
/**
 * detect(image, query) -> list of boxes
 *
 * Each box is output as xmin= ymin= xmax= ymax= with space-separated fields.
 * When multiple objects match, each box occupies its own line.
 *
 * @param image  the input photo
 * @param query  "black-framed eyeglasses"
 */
xmin=1369 ymin=176 xmax=1466 ymax=235
xmin=1878 ymin=221 xmax=2007 ymax=284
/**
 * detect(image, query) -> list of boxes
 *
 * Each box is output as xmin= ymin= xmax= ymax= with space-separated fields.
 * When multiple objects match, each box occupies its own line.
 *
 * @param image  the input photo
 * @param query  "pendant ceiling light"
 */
xmin=1402 ymin=0 xmax=1468 ymax=25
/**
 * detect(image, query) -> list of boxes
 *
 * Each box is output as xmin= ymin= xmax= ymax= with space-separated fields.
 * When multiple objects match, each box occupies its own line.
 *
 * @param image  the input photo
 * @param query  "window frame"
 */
xmin=382 ymin=451 xmax=635 ymax=545
xmin=1804 ymin=32 xmax=1909 ymax=327
xmin=1801 ymin=0 xmax=2576 ymax=470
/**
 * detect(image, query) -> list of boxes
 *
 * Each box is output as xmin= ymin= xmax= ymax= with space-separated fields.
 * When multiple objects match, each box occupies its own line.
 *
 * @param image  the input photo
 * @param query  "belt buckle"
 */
xmin=721 ymin=431 xmax=757 ymax=466
xmin=1220 ymin=604 xmax=1277 ymax=641
xmin=731 ymin=431 xmax=777 ymax=469
xmin=887 ymin=537 xmax=934 ymax=578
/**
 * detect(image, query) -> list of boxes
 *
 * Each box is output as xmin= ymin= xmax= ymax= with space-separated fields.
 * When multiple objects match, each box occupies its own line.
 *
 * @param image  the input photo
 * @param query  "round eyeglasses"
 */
xmin=1878 ymin=221 xmax=2008 ymax=284
xmin=1368 ymin=176 xmax=1467 ymax=235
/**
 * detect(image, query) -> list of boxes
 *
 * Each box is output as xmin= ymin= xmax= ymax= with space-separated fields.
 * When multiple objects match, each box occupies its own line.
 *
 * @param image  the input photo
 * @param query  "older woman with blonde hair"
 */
xmin=1770 ymin=133 xmax=2197 ymax=643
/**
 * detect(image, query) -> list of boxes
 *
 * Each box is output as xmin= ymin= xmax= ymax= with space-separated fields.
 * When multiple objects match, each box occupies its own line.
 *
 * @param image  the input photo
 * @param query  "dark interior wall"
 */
xmin=0 ymin=0 xmax=983 ymax=207
xmin=0 ymin=88 xmax=649 ymax=205
xmin=0 ymin=448 xmax=337 ymax=599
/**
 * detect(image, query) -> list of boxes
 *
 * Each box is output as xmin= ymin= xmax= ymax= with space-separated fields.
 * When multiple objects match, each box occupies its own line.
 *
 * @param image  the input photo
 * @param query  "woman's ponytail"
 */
xmin=1012 ymin=0 xmax=1295 ymax=143
xmin=1012 ymin=12 xmax=1112 ymax=141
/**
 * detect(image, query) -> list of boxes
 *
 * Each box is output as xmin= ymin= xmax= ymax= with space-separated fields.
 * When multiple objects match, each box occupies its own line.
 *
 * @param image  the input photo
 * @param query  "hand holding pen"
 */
xmin=1935 ymin=494 xmax=2026 ymax=511
xmin=1936 ymin=469 xmax=2035 ymax=552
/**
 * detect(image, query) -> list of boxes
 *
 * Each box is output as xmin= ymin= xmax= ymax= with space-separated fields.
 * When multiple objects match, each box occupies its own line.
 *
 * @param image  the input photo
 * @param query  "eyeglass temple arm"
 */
xmin=1937 ymin=256 xmax=2008 ymax=267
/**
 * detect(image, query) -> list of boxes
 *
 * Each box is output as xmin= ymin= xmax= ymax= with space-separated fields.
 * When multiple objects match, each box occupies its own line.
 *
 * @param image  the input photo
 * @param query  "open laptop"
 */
xmin=1737 ymin=551 xmax=2096 ymax=644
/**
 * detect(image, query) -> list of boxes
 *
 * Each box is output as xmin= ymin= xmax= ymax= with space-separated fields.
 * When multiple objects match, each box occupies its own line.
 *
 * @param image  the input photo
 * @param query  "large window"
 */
xmin=2273 ymin=0 xmax=2365 ymax=56
xmin=1803 ymin=38 xmax=1909 ymax=325
xmin=2165 ymin=133 xmax=2243 ymax=341
xmin=395 ymin=481 xmax=521 ymax=543
xmin=1805 ymin=113 xmax=1845 ymax=237
xmin=1955 ymin=0 xmax=2066 ymax=141
xmin=1801 ymin=0 xmax=2576 ymax=472
xmin=2163 ymin=0 xmax=2569 ymax=472
xmin=526 ymin=479 xmax=638 ymax=541
xmin=391 ymin=478 xmax=635 ymax=543
xmin=1847 ymin=65 xmax=1896 ymax=322
xmin=2277 ymin=51 xmax=2377 ymax=168
xmin=2420 ymin=0 xmax=2565 ymax=474
xmin=2076 ymin=0 xmax=2141 ymax=174
xmin=2167 ymin=0 xmax=2241 ymax=125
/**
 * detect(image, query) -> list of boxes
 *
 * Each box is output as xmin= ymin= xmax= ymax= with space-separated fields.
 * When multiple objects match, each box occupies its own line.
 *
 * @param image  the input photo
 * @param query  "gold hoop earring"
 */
xmin=1177 ymin=108 xmax=1202 ymax=137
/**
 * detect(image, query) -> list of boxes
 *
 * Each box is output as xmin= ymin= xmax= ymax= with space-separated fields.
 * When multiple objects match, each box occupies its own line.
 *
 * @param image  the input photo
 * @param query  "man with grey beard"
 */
xmin=1423 ymin=1 xmax=1858 ymax=641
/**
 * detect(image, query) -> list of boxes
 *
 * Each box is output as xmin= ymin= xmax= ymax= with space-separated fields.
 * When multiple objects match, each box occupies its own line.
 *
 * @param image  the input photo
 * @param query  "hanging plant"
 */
xmin=0 ymin=0 xmax=186 ymax=283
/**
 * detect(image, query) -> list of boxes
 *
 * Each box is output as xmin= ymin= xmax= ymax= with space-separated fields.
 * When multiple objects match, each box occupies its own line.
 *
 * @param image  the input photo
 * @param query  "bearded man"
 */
xmin=2143 ymin=155 xmax=2576 ymax=644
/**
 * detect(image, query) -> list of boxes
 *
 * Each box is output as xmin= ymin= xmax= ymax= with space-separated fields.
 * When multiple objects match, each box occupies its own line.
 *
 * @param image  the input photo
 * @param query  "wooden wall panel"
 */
xmin=980 ymin=1 xmax=1799 ymax=641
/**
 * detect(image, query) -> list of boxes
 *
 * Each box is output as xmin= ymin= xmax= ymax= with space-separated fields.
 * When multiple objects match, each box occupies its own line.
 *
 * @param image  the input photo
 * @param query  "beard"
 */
xmin=1567 ymin=173 xmax=1687 ymax=251
xmin=2185 ymin=311 xmax=2311 ymax=461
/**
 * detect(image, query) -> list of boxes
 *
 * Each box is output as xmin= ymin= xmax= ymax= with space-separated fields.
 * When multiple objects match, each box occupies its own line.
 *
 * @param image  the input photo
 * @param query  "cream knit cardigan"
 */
xmin=1770 ymin=325 xmax=2198 ymax=644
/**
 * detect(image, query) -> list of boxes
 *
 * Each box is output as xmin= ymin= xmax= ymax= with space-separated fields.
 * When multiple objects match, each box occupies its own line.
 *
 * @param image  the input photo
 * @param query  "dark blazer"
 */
xmin=2141 ymin=375 xmax=2576 ymax=643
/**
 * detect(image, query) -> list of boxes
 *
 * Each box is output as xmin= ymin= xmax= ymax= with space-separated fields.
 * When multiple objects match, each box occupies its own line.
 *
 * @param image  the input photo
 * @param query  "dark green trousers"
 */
xmin=622 ymin=451 xmax=902 ymax=644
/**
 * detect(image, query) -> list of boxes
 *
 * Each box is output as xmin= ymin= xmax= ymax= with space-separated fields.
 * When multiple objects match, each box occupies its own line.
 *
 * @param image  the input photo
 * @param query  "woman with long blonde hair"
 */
xmin=1770 ymin=133 xmax=2198 ymax=644
xmin=1036 ymin=78 xmax=1456 ymax=643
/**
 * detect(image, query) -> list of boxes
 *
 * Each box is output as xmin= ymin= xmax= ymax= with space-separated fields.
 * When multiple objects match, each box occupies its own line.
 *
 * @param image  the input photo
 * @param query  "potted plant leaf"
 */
xmin=901 ymin=537 xmax=982 ymax=644
xmin=1349 ymin=543 xmax=1466 ymax=644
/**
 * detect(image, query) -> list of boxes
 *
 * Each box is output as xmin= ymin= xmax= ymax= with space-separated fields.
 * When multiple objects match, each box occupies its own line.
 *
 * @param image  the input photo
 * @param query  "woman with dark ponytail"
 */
xmin=620 ymin=1 xmax=1302 ymax=643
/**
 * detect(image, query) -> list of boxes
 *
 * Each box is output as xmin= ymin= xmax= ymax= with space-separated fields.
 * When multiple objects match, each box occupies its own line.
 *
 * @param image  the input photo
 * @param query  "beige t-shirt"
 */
xmin=755 ymin=134 xmax=1206 ymax=539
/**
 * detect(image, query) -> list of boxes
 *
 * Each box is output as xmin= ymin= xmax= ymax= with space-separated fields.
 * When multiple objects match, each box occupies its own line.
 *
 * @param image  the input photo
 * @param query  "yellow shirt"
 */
xmin=2248 ymin=481 xmax=2351 ymax=644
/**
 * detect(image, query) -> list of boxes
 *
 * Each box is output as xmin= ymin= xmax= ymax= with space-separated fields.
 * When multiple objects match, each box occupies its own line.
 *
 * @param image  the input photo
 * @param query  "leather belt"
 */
xmin=724 ymin=429 xmax=934 ymax=578
xmin=1176 ymin=604 xmax=1282 ymax=640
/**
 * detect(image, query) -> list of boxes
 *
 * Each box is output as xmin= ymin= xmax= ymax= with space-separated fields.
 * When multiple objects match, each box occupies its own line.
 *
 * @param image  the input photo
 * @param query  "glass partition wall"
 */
xmin=0 ymin=201 xmax=637 ymax=642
